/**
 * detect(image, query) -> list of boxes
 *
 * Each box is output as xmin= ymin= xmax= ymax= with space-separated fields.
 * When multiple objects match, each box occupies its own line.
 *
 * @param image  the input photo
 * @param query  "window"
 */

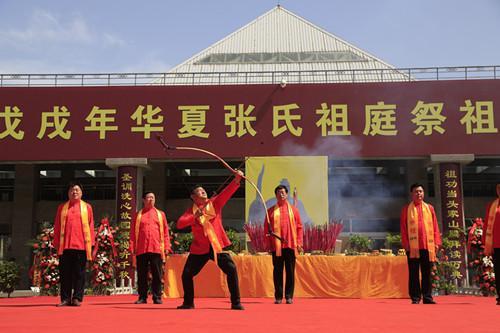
xmin=165 ymin=161 xmax=245 ymax=199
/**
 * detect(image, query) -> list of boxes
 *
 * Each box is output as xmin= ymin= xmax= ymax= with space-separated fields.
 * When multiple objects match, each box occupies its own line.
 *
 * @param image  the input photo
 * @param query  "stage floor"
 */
xmin=0 ymin=295 xmax=497 ymax=332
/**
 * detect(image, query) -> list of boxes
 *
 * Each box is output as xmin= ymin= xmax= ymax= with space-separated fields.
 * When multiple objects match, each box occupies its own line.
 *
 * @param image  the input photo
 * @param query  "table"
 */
xmin=163 ymin=254 xmax=408 ymax=298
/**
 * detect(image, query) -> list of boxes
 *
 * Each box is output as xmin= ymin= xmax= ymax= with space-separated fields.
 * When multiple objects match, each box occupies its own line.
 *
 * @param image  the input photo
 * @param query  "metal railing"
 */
xmin=0 ymin=65 xmax=498 ymax=87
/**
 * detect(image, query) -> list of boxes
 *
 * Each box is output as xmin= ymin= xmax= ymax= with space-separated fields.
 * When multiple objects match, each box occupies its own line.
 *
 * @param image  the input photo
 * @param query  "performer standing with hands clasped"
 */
xmin=264 ymin=185 xmax=303 ymax=305
xmin=176 ymin=170 xmax=245 ymax=310
xmin=53 ymin=181 xmax=95 ymax=307
xmin=400 ymin=183 xmax=441 ymax=304
xmin=130 ymin=191 xmax=171 ymax=304
xmin=482 ymin=183 xmax=500 ymax=305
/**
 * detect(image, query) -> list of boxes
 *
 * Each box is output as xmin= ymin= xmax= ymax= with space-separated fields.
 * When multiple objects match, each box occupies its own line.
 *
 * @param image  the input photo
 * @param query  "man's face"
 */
xmin=68 ymin=185 xmax=82 ymax=201
xmin=275 ymin=188 xmax=288 ymax=202
xmin=191 ymin=187 xmax=207 ymax=201
xmin=143 ymin=193 xmax=155 ymax=208
xmin=411 ymin=186 xmax=425 ymax=203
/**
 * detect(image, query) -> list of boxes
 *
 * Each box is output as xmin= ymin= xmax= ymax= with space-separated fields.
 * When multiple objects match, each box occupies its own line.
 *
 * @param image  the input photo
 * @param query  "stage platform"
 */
xmin=164 ymin=254 xmax=408 ymax=298
xmin=0 ymin=295 xmax=498 ymax=333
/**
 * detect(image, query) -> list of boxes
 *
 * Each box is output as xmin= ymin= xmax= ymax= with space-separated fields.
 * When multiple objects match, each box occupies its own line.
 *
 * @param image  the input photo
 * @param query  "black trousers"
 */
xmin=59 ymin=249 xmax=87 ymax=302
xmin=494 ymin=248 xmax=500 ymax=301
xmin=181 ymin=251 xmax=240 ymax=306
xmin=136 ymin=253 xmax=163 ymax=301
xmin=407 ymin=249 xmax=433 ymax=302
xmin=272 ymin=248 xmax=296 ymax=300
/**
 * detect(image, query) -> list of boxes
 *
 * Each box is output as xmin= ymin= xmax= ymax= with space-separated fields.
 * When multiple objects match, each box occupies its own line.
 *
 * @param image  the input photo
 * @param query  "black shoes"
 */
xmin=56 ymin=300 xmax=71 ymax=307
xmin=231 ymin=303 xmax=245 ymax=310
xmin=411 ymin=300 xmax=420 ymax=304
xmin=57 ymin=299 xmax=82 ymax=307
xmin=135 ymin=298 xmax=163 ymax=304
xmin=423 ymin=300 xmax=436 ymax=304
xmin=274 ymin=298 xmax=293 ymax=304
xmin=177 ymin=303 xmax=195 ymax=309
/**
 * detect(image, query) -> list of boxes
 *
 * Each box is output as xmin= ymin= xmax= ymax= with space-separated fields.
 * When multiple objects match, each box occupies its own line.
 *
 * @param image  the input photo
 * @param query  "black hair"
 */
xmin=142 ymin=191 xmax=155 ymax=199
xmin=409 ymin=183 xmax=425 ymax=192
xmin=274 ymin=185 xmax=288 ymax=195
xmin=67 ymin=181 xmax=83 ymax=191
xmin=191 ymin=184 xmax=204 ymax=195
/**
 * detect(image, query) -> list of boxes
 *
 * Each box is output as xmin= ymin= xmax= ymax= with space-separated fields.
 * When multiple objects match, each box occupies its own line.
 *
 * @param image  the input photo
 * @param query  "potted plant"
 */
xmin=0 ymin=260 xmax=20 ymax=297
xmin=346 ymin=234 xmax=372 ymax=255
xmin=385 ymin=233 xmax=402 ymax=254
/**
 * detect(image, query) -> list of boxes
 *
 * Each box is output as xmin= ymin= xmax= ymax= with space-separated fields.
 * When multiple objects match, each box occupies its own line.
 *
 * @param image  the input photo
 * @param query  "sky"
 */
xmin=0 ymin=0 xmax=499 ymax=74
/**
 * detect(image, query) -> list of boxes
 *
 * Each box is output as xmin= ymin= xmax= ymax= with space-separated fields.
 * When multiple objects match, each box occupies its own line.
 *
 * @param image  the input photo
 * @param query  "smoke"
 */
xmin=278 ymin=135 xmax=406 ymax=237
xmin=278 ymin=136 xmax=362 ymax=157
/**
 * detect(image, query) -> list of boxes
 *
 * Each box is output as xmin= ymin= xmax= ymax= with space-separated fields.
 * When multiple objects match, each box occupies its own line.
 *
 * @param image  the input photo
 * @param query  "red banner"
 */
xmin=1 ymin=79 xmax=499 ymax=161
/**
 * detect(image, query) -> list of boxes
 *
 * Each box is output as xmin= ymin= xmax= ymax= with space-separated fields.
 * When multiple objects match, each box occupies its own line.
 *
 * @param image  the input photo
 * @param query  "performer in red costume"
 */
xmin=53 ymin=182 xmax=95 ymax=307
xmin=176 ymin=170 xmax=244 ymax=310
xmin=130 ymin=191 xmax=171 ymax=304
xmin=482 ymin=183 xmax=500 ymax=305
xmin=264 ymin=185 xmax=303 ymax=305
xmin=400 ymin=183 xmax=441 ymax=304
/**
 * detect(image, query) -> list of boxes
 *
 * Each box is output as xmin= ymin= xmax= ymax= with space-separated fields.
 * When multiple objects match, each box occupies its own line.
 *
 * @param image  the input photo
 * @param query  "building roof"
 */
xmin=160 ymin=5 xmax=409 ymax=85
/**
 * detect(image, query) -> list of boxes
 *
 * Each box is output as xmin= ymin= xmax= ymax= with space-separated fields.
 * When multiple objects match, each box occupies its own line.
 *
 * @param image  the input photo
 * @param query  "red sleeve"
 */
xmin=400 ymin=205 xmax=409 ymax=250
xmin=162 ymin=211 xmax=171 ymax=251
xmin=177 ymin=207 xmax=196 ymax=229
xmin=212 ymin=178 xmax=240 ymax=210
xmin=129 ymin=212 xmax=137 ymax=254
xmin=53 ymin=204 xmax=63 ymax=251
xmin=430 ymin=205 xmax=441 ymax=247
xmin=482 ymin=201 xmax=492 ymax=244
xmin=88 ymin=204 xmax=95 ymax=246
xmin=264 ymin=207 xmax=274 ymax=249
xmin=294 ymin=207 xmax=303 ymax=246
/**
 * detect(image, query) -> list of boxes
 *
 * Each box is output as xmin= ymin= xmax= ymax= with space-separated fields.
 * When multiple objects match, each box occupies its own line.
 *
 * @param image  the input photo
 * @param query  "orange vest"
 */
xmin=484 ymin=198 xmax=499 ymax=256
xmin=134 ymin=208 xmax=167 ymax=261
xmin=407 ymin=202 xmax=437 ymax=262
xmin=272 ymin=201 xmax=298 ymax=257
xmin=193 ymin=201 xmax=223 ymax=264
xmin=58 ymin=200 xmax=92 ymax=260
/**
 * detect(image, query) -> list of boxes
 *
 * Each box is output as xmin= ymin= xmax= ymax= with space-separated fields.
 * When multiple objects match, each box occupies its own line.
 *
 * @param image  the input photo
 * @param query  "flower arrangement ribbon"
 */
xmin=92 ymin=217 xmax=117 ymax=260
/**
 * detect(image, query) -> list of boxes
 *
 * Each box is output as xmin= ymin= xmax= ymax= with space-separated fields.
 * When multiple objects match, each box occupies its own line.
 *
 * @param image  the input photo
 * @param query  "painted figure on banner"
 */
xmin=53 ymin=181 xmax=95 ymax=307
xmin=176 ymin=170 xmax=245 ymax=310
xmin=400 ymin=183 xmax=442 ymax=304
xmin=482 ymin=183 xmax=500 ymax=305
xmin=248 ymin=164 xmax=312 ymax=224
xmin=264 ymin=185 xmax=303 ymax=304
xmin=130 ymin=191 xmax=171 ymax=304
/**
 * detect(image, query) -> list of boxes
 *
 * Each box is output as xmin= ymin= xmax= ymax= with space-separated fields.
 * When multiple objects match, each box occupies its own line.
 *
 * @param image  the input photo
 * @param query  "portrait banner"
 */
xmin=245 ymin=156 xmax=328 ymax=225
